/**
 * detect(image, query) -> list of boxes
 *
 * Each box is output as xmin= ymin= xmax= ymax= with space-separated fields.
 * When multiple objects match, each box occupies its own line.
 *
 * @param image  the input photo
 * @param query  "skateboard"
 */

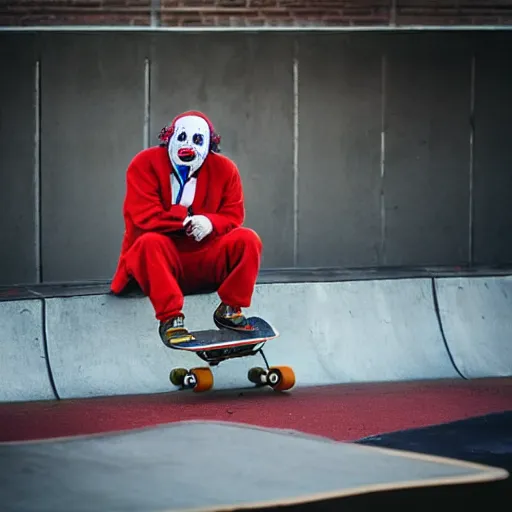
xmin=167 ymin=316 xmax=295 ymax=393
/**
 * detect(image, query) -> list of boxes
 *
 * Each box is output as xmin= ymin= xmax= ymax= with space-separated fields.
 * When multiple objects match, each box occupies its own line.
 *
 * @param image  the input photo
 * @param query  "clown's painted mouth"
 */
xmin=177 ymin=147 xmax=196 ymax=162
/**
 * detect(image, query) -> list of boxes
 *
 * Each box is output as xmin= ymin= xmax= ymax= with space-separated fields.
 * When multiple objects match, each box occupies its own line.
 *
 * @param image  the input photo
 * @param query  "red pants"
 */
xmin=122 ymin=227 xmax=263 ymax=322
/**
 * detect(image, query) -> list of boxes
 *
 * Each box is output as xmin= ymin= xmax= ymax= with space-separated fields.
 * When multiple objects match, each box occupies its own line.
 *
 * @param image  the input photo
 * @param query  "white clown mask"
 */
xmin=168 ymin=115 xmax=211 ymax=176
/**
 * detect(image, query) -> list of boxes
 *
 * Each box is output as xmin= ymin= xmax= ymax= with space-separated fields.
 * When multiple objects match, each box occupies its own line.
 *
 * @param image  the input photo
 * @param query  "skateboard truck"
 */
xmin=170 ymin=362 xmax=295 ymax=393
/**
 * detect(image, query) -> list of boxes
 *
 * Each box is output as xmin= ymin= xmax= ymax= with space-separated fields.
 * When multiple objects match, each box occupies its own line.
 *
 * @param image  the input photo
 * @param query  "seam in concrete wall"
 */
xmin=380 ymin=52 xmax=387 ymax=266
xmin=430 ymin=278 xmax=466 ymax=380
xmin=144 ymin=57 xmax=150 ymax=149
xmin=41 ymin=298 xmax=60 ymax=399
xmin=468 ymin=54 xmax=476 ymax=265
xmin=292 ymin=38 xmax=299 ymax=267
xmin=34 ymin=59 xmax=42 ymax=284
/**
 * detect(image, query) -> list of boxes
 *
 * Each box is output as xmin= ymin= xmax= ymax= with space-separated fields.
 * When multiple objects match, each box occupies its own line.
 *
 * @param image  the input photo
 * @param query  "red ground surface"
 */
xmin=1 ymin=378 xmax=511 ymax=443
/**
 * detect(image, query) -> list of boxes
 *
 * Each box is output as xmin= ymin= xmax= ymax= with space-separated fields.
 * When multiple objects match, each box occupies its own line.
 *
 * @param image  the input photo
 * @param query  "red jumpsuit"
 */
xmin=110 ymin=146 xmax=262 ymax=322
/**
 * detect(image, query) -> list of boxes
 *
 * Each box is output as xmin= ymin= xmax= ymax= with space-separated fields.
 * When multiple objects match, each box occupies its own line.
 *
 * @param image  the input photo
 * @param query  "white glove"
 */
xmin=183 ymin=215 xmax=213 ymax=242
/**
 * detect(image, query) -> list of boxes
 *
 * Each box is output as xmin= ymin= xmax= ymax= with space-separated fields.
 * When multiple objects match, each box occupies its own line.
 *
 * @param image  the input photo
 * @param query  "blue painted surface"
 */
xmin=358 ymin=411 xmax=512 ymax=473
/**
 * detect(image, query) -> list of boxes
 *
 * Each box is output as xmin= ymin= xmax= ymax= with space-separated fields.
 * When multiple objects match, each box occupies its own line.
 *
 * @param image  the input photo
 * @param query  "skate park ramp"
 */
xmin=1 ymin=274 xmax=512 ymax=402
xmin=0 ymin=420 xmax=507 ymax=512
xmin=0 ymin=299 xmax=55 ymax=402
xmin=42 ymin=278 xmax=461 ymax=400
xmin=435 ymin=275 xmax=512 ymax=378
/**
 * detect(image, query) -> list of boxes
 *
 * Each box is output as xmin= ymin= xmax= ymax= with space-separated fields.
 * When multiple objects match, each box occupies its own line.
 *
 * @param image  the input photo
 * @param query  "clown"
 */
xmin=111 ymin=110 xmax=263 ymax=346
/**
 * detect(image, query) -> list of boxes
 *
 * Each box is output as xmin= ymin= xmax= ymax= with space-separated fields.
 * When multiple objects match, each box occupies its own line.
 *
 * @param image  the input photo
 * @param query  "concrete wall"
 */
xmin=1 ymin=31 xmax=512 ymax=286
xmin=0 ymin=34 xmax=39 ymax=284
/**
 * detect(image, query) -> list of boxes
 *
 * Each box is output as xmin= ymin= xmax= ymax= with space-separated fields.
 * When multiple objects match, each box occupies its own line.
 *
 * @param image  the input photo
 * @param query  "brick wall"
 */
xmin=0 ymin=1 xmax=152 ymax=27
xmin=1 ymin=1 xmax=512 ymax=27
xmin=396 ymin=0 xmax=512 ymax=25
xmin=159 ymin=1 xmax=391 ymax=27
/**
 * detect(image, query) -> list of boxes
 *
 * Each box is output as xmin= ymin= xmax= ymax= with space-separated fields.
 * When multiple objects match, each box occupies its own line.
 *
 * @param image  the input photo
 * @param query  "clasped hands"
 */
xmin=183 ymin=215 xmax=213 ymax=242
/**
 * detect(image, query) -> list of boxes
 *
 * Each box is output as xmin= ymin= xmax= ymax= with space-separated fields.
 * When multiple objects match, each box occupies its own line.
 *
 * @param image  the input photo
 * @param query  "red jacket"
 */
xmin=111 ymin=145 xmax=245 ymax=293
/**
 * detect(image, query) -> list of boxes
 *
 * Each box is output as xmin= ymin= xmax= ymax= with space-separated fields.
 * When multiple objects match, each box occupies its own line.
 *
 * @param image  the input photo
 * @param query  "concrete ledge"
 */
xmin=43 ymin=278 xmax=460 ymax=400
xmin=4 ymin=275 xmax=511 ymax=402
xmin=2 ymin=265 xmax=511 ymax=301
xmin=434 ymin=276 xmax=512 ymax=378
xmin=0 ymin=299 xmax=56 ymax=402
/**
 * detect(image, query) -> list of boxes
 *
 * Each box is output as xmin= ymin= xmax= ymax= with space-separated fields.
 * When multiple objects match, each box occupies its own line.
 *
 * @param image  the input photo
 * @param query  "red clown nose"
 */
xmin=178 ymin=147 xmax=196 ymax=161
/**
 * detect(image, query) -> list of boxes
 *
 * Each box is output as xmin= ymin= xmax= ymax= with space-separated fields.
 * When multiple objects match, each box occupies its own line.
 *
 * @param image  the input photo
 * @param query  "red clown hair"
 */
xmin=158 ymin=110 xmax=221 ymax=153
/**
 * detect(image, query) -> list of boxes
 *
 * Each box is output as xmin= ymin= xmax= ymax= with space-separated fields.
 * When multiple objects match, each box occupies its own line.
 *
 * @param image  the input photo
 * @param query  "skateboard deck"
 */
xmin=169 ymin=316 xmax=278 ymax=352
xmin=167 ymin=316 xmax=295 ymax=393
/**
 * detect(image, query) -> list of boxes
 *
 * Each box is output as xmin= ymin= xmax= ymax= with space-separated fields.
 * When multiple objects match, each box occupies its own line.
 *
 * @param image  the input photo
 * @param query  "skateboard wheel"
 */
xmin=248 ymin=367 xmax=267 ymax=385
xmin=169 ymin=368 xmax=188 ymax=386
xmin=190 ymin=367 xmax=214 ymax=392
xmin=267 ymin=366 xmax=295 ymax=391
